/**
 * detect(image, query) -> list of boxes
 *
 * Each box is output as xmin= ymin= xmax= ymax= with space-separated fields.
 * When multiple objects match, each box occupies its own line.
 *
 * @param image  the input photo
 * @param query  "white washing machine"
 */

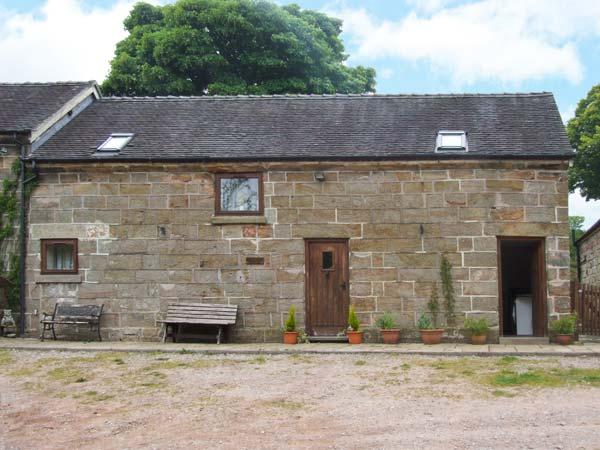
xmin=513 ymin=295 xmax=533 ymax=336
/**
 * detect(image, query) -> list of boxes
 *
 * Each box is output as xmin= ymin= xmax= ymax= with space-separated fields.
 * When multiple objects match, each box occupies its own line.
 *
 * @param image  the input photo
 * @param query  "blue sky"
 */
xmin=1 ymin=0 xmax=599 ymax=227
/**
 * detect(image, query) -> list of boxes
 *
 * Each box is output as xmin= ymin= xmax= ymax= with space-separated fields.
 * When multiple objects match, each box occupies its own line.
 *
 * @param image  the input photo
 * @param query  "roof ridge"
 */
xmin=101 ymin=92 xmax=554 ymax=101
xmin=0 ymin=80 xmax=97 ymax=86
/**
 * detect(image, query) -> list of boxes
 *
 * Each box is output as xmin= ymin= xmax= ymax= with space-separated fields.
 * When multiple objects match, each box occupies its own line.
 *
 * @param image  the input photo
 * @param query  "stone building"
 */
xmin=21 ymin=90 xmax=572 ymax=342
xmin=577 ymin=219 xmax=600 ymax=285
xmin=0 ymin=82 xmax=100 ymax=328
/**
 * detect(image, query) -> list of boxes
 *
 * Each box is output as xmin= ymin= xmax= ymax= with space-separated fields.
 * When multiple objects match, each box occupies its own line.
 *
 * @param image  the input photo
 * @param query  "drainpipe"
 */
xmin=572 ymin=228 xmax=581 ymax=282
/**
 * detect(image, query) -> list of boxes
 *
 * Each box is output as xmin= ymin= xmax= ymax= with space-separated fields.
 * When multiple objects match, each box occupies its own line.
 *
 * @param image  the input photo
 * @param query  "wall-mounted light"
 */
xmin=419 ymin=224 xmax=424 ymax=236
xmin=315 ymin=171 xmax=326 ymax=182
xmin=0 ymin=147 xmax=8 ymax=155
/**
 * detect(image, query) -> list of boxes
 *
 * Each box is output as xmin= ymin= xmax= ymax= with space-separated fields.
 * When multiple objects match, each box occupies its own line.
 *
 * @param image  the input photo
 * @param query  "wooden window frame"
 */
xmin=41 ymin=239 xmax=78 ymax=275
xmin=214 ymin=172 xmax=264 ymax=216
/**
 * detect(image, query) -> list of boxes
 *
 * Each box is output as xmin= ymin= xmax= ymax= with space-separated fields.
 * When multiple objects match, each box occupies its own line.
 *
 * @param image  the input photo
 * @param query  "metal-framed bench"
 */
xmin=40 ymin=303 xmax=103 ymax=341
xmin=158 ymin=302 xmax=238 ymax=344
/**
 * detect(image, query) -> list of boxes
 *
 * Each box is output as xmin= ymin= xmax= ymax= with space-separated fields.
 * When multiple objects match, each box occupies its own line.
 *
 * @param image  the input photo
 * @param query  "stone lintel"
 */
xmin=35 ymin=274 xmax=83 ymax=284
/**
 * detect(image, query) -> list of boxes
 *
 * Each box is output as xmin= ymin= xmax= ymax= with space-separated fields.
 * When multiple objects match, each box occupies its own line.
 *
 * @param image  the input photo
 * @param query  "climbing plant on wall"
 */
xmin=440 ymin=254 xmax=456 ymax=326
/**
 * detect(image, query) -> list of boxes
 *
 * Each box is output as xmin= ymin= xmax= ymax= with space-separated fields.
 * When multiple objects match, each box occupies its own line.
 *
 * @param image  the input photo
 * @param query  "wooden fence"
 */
xmin=572 ymin=281 xmax=600 ymax=336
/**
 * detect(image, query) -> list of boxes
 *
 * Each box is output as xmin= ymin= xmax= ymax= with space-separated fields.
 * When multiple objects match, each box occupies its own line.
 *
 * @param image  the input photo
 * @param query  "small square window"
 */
xmin=41 ymin=239 xmax=78 ymax=274
xmin=215 ymin=173 xmax=263 ymax=215
xmin=436 ymin=131 xmax=467 ymax=152
xmin=97 ymin=133 xmax=134 ymax=152
xmin=322 ymin=251 xmax=334 ymax=270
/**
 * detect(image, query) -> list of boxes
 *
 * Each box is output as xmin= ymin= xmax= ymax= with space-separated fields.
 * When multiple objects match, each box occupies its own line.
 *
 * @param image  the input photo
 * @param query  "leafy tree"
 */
xmin=102 ymin=0 xmax=376 ymax=96
xmin=569 ymin=215 xmax=586 ymax=279
xmin=567 ymin=84 xmax=600 ymax=200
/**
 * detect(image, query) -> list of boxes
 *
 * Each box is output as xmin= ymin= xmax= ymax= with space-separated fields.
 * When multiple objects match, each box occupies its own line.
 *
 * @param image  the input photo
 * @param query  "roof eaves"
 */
xmin=29 ymin=153 xmax=574 ymax=164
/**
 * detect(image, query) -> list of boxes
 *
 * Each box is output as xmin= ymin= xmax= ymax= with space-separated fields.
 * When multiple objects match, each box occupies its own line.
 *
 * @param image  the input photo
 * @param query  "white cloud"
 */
xmin=0 ymin=0 xmax=143 ymax=83
xmin=570 ymin=190 xmax=600 ymax=229
xmin=335 ymin=0 xmax=600 ymax=86
xmin=404 ymin=0 xmax=461 ymax=14
xmin=379 ymin=68 xmax=394 ymax=79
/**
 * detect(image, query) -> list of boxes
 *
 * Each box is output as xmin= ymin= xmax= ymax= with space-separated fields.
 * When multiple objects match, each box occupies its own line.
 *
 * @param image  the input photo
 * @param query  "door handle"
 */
xmin=340 ymin=282 xmax=347 ymax=290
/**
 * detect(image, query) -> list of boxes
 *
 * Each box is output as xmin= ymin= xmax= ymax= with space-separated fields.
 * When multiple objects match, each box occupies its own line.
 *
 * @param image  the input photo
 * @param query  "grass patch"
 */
xmin=47 ymin=366 xmax=89 ymax=384
xmin=488 ymin=368 xmax=600 ymax=388
xmin=252 ymin=356 xmax=267 ymax=364
xmin=73 ymin=391 xmax=115 ymax=403
xmin=144 ymin=360 xmax=190 ymax=370
xmin=497 ymin=356 xmax=519 ymax=366
xmin=491 ymin=389 xmax=516 ymax=398
xmin=289 ymin=354 xmax=313 ymax=364
xmin=264 ymin=399 xmax=305 ymax=410
xmin=9 ymin=367 xmax=36 ymax=377
xmin=355 ymin=360 xmax=367 ymax=366
xmin=0 ymin=350 xmax=13 ymax=367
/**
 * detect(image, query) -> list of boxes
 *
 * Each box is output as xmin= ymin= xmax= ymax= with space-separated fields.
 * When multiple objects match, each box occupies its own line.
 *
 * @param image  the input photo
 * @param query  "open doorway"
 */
xmin=498 ymin=237 xmax=547 ymax=337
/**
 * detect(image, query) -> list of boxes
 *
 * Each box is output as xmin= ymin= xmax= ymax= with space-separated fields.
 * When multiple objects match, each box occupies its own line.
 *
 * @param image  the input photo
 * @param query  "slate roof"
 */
xmin=576 ymin=218 xmax=600 ymax=246
xmin=0 ymin=81 xmax=96 ymax=133
xmin=33 ymin=92 xmax=573 ymax=162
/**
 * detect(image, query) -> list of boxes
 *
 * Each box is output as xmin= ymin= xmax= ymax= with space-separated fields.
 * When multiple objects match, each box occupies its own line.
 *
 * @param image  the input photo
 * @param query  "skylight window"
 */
xmin=436 ymin=131 xmax=467 ymax=152
xmin=97 ymin=133 xmax=134 ymax=152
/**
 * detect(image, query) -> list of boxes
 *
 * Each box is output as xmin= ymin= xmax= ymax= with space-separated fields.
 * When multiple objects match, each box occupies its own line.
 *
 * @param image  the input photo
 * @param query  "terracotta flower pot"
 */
xmin=471 ymin=334 xmax=487 ymax=345
xmin=283 ymin=331 xmax=299 ymax=345
xmin=419 ymin=329 xmax=444 ymax=345
xmin=555 ymin=334 xmax=572 ymax=346
xmin=380 ymin=329 xmax=401 ymax=344
xmin=347 ymin=330 xmax=363 ymax=344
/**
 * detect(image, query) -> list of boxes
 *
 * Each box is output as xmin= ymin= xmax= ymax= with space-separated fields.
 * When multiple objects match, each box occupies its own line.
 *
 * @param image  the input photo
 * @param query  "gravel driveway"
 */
xmin=1 ymin=349 xmax=599 ymax=449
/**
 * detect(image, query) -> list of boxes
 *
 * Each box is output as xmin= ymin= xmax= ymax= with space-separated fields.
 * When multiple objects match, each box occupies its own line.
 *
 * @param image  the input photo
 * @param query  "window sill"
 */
xmin=35 ymin=274 xmax=82 ymax=284
xmin=211 ymin=215 xmax=267 ymax=225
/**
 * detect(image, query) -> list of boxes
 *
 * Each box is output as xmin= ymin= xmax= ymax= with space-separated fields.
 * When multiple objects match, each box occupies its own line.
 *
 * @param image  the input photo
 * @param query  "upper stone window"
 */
xmin=97 ymin=133 xmax=134 ymax=152
xmin=215 ymin=173 xmax=263 ymax=215
xmin=436 ymin=131 xmax=467 ymax=152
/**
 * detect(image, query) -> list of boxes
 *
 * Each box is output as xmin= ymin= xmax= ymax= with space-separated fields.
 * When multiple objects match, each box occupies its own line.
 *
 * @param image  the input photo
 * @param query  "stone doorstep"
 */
xmin=1 ymin=339 xmax=599 ymax=357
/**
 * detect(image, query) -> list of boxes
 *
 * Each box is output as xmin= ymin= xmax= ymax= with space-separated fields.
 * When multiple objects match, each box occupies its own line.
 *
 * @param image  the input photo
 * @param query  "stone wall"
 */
xmin=24 ymin=159 xmax=571 ymax=342
xmin=579 ymin=228 xmax=600 ymax=285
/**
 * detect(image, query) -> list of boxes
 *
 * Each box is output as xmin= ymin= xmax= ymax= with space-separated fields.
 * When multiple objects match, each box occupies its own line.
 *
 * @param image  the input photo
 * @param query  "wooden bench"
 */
xmin=158 ymin=303 xmax=238 ymax=344
xmin=40 ymin=303 xmax=103 ymax=341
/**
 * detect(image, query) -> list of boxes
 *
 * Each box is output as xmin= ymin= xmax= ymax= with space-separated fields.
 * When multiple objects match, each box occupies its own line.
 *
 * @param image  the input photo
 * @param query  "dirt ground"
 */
xmin=1 ymin=349 xmax=599 ymax=450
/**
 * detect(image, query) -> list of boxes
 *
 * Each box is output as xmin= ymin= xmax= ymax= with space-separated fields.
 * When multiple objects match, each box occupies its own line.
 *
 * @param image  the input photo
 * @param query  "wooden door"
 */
xmin=305 ymin=239 xmax=349 ymax=336
xmin=497 ymin=237 xmax=547 ymax=337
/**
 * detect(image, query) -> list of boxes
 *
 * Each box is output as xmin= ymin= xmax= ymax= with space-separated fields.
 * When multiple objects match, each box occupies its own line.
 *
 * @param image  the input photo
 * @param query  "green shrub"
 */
xmin=376 ymin=311 xmax=396 ymax=330
xmin=417 ymin=314 xmax=433 ymax=330
xmin=348 ymin=305 xmax=360 ymax=331
xmin=284 ymin=305 xmax=296 ymax=332
xmin=463 ymin=317 xmax=489 ymax=336
xmin=427 ymin=283 xmax=440 ymax=327
xmin=550 ymin=314 xmax=577 ymax=335
xmin=440 ymin=254 xmax=456 ymax=324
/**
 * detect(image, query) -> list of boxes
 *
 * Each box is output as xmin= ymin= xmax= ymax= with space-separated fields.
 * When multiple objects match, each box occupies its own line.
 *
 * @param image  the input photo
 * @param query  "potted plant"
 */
xmin=376 ymin=311 xmax=400 ymax=344
xmin=347 ymin=305 xmax=363 ymax=344
xmin=550 ymin=314 xmax=577 ymax=345
xmin=463 ymin=317 xmax=489 ymax=345
xmin=417 ymin=283 xmax=444 ymax=344
xmin=283 ymin=305 xmax=299 ymax=345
